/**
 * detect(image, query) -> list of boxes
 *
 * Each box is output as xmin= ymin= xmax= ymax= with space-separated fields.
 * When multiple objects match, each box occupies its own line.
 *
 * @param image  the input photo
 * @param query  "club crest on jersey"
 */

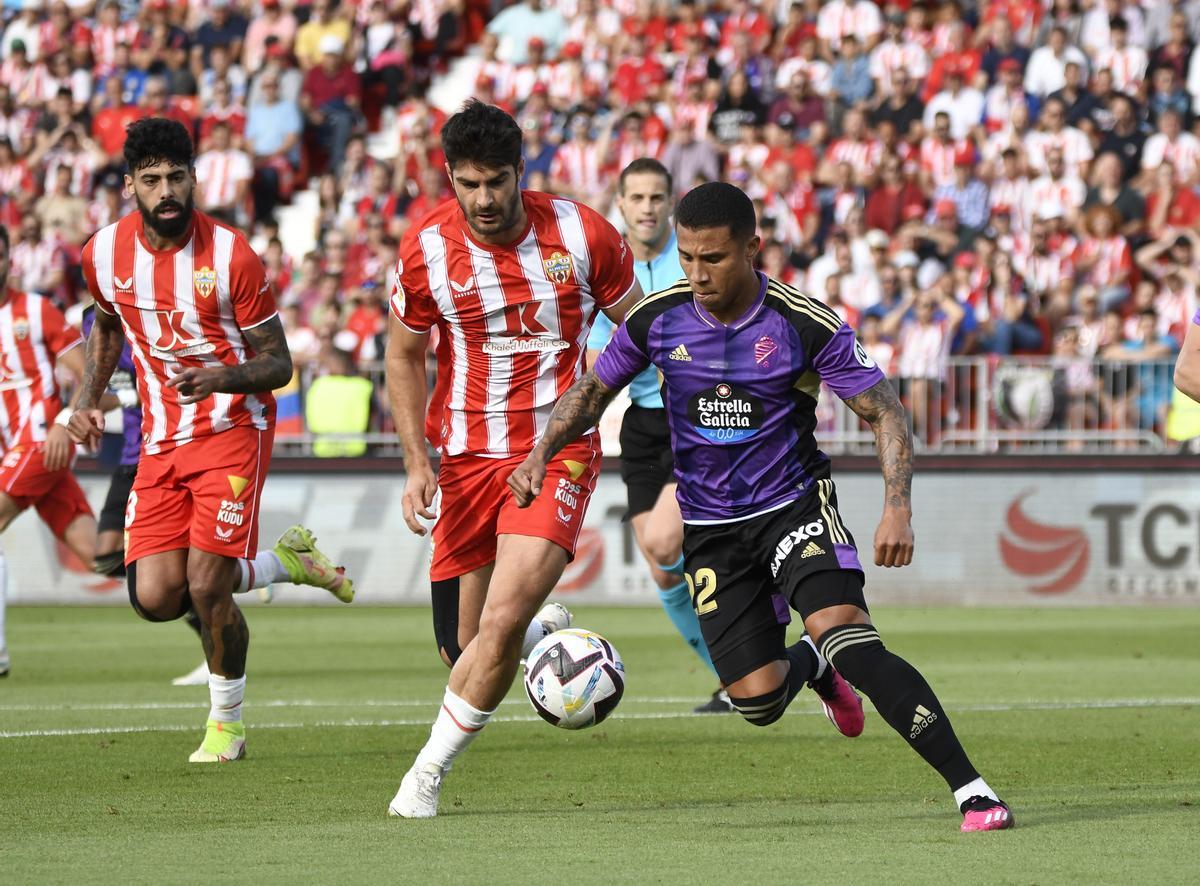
xmin=193 ymin=266 xmax=217 ymax=299
xmin=754 ymin=335 xmax=778 ymax=368
xmin=543 ymin=251 xmax=574 ymax=285
xmin=12 ymin=317 xmax=29 ymax=340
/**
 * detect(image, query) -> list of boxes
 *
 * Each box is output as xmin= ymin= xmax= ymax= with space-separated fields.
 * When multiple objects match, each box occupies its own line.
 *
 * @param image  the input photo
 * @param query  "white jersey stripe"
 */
xmin=466 ymin=239 xmax=510 ymax=454
xmin=133 ymin=238 xmax=167 ymax=454
xmin=0 ymin=308 xmax=13 ymax=448
xmin=551 ymin=198 xmax=597 ymax=391
xmin=173 ymin=240 xmax=198 ymax=442
xmin=27 ymin=299 xmax=52 ymax=400
xmin=418 ymin=226 xmax=467 ymax=451
xmin=212 ymin=225 xmax=251 ymax=432
xmin=515 ymin=227 xmax=562 ymax=442
xmin=0 ymin=304 xmax=28 ymax=446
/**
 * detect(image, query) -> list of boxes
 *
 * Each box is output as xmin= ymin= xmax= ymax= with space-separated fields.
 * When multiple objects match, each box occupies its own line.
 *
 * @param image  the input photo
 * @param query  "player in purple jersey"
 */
xmin=1173 ymin=308 xmax=1200 ymax=401
xmin=510 ymin=182 xmax=1013 ymax=833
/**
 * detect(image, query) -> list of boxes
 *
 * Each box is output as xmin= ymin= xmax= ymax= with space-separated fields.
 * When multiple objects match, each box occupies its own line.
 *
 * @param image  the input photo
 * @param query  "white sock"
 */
xmin=208 ymin=674 xmax=247 ymax=722
xmin=802 ymin=634 xmax=827 ymax=679
xmin=521 ymin=618 xmax=549 ymax=659
xmin=414 ymin=687 xmax=494 ymax=771
xmin=953 ymin=777 xmax=999 ymax=809
xmin=0 ymin=544 xmax=7 ymax=654
xmin=234 ymin=551 xmax=287 ymax=593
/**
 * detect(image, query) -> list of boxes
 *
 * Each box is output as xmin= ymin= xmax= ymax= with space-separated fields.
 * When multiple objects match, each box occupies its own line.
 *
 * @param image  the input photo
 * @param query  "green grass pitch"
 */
xmin=2 ymin=606 xmax=1198 ymax=885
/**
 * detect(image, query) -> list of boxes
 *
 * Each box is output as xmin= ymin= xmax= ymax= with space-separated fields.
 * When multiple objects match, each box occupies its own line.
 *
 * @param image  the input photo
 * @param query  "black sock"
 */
xmin=819 ymin=624 xmax=979 ymax=791
xmin=728 ymin=640 xmax=819 ymax=726
xmin=785 ymin=637 xmax=819 ymax=692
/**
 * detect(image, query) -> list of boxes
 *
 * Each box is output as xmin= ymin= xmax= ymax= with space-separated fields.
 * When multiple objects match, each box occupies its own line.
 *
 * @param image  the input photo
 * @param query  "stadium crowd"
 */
xmin=2 ymin=0 xmax=1200 ymax=442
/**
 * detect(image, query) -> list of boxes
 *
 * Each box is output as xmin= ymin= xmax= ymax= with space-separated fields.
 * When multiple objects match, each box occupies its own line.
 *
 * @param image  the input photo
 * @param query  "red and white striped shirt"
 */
xmin=1075 ymin=236 xmax=1132 ymax=289
xmin=1024 ymin=127 xmax=1094 ymax=177
xmin=1027 ymin=174 xmax=1085 ymax=218
xmin=827 ymin=138 xmax=882 ymax=180
xmin=817 ymin=0 xmax=882 ymax=49
xmin=81 ymin=212 xmax=278 ymax=456
xmin=0 ymin=289 xmax=82 ymax=451
xmin=1142 ymin=132 xmax=1200 ymax=184
xmin=869 ymin=40 xmax=930 ymax=92
xmin=550 ymin=141 xmax=606 ymax=202
xmin=390 ymin=191 xmax=637 ymax=458
xmin=0 ymin=60 xmax=46 ymax=107
xmin=1092 ymin=46 xmax=1148 ymax=93
xmin=194 ymin=149 xmax=253 ymax=210
xmin=1016 ymin=250 xmax=1073 ymax=294
xmin=920 ymin=137 xmax=965 ymax=188
xmin=990 ymin=175 xmax=1032 ymax=230
xmin=91 ymin=22 xmax=140 ymax=75
xmin=10 ymin=237 xmax=66 ymax=296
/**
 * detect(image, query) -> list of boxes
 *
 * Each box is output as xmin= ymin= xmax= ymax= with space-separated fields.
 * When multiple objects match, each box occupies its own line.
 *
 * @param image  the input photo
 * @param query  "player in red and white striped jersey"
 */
xmin=67 ymin=118 xmax=353 ymax=762
xmin=386 ymin=103 xmax=641 ymax=818
xmin=0 ymin=224 xmax=97 ymax=677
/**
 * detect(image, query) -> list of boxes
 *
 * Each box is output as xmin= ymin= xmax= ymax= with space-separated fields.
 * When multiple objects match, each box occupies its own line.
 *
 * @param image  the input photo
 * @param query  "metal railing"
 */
xmin=269 ymin=357 xmax=1190 ymax=457
xmin=817 ymin=357 xmax=1181 ymax=455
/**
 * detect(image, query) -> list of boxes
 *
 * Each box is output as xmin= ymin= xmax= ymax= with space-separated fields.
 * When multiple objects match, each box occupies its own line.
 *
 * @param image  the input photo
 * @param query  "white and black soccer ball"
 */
xmin=523 ymin=628 xmax=625 ymax=730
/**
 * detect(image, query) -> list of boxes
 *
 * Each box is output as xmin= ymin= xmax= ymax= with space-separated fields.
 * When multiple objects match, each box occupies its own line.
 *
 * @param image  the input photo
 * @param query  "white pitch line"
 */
xmin=0 ymin=696 xmax=1197 ymax=714
xmin=0 ymin=697 xmax=1196 ymax=740
xmin=0 ymin=697 xmax=708 ymax=713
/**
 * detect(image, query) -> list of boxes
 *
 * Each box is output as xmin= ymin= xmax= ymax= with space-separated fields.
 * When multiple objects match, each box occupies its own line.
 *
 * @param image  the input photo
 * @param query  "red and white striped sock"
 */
xmin=414 ymin=687 xmax=494 ymax=771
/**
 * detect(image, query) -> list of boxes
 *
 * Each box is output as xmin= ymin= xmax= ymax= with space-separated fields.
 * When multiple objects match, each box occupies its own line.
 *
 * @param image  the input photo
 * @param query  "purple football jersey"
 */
xmin=594 ymin=272 xmax=884 ymax=523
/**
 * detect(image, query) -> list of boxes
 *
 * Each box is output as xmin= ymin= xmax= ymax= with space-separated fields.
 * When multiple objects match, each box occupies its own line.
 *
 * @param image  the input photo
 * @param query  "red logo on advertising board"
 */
xmin=999 ymin=491 xmax=1089 ymax=594
xmin=555 ymin=529 xmax=604 ymax=593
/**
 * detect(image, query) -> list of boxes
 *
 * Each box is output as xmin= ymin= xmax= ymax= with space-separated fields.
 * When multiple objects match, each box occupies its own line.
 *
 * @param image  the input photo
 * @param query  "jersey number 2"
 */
xmin=685 ymin=568 xmax=719 ymax=615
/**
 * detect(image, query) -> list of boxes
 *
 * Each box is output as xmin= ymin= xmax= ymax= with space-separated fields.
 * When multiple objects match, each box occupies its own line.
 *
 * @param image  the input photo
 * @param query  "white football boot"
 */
xmin=388 ymin=762 xmax=445 ymax=818
xmin=171 ymin=661 xmax=210 ymax=686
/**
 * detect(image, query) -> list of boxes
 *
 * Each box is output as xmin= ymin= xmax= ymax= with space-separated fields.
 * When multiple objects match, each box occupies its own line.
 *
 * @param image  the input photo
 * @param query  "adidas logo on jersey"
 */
xmin=910 ymin=704 xmax=938 ymax=739
xmin=669 ymin=344 xmax=692 ymax=361
xmin=800 ymin=541 xmax=825 ymax=559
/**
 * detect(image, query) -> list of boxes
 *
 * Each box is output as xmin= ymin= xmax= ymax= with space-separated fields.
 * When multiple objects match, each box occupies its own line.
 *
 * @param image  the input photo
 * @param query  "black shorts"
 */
xmin=97 ymin=464 xmax=137 ymax=534
xmin=618 ymin=405 xmax=675 ymax=518
xmin=681 ymin=480 xmax=868 ymax=685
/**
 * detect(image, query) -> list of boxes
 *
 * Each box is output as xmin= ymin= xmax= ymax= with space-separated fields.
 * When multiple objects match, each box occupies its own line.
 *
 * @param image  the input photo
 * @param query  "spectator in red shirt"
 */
xmin=612 ymin=32 xmax=665 ymax=106
xmin=923 ymin=22 xmax=982 ymax=102
xmin=300 ymin=34 xmax=361 ymax=171
xmin=403 ymin=164 xmax=451 ymax=224
xmin=866 ymin=153 xmax=925 ymax=234
xmin=1145 ymin=162 xmax=1200 ymax=239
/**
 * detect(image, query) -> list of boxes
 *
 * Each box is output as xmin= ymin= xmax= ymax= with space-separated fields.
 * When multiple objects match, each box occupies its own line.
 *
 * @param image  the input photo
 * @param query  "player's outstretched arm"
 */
xmin=843 ymin=378 xmax=915 ymax=568
xmin=67 ymin=307 xmax=125 ymax=449
xmin=508 ymin=370 xmax=618 ymax=508
xmin=166 ymin=316 xmax=293 ymax=404
xmin=385 ymin=314 xmax=437 ymax=535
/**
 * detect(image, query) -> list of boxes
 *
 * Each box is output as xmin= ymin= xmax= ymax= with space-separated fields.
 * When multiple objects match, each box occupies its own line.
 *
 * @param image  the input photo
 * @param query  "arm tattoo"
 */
xmin=77 ymin=309 xmax=126 ymax=410
xmin=537 ymin=370 xmax=618 ymax=460
xmin=844 ymin=379 xmax=913 ymax=510
xmin=218 ymin=316 xmax=294 ymax=394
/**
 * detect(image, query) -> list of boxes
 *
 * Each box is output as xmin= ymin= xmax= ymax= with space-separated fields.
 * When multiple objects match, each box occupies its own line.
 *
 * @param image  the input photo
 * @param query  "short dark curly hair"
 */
xmin=675 ymin=181 xmax=757 ymax=243
xmin=440 ymin=100 xmax=522 ymax=173
xmin=123 ymin=117 xmax=194 ymax=173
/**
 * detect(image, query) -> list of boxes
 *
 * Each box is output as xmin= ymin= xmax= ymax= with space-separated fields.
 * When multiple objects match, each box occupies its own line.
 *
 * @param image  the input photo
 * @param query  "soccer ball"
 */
xmin=523 ymin=628 xmax=625 ymax=730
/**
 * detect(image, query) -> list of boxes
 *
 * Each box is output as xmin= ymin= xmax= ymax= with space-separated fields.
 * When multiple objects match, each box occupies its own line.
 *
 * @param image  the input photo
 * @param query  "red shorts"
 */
xmin=430 ymin=435 xmax=601 ymax=582
xmin=0 ymin=444 xmax=93 ymax=538
xmin=125 ymin=425 xmax=273 ymax=563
